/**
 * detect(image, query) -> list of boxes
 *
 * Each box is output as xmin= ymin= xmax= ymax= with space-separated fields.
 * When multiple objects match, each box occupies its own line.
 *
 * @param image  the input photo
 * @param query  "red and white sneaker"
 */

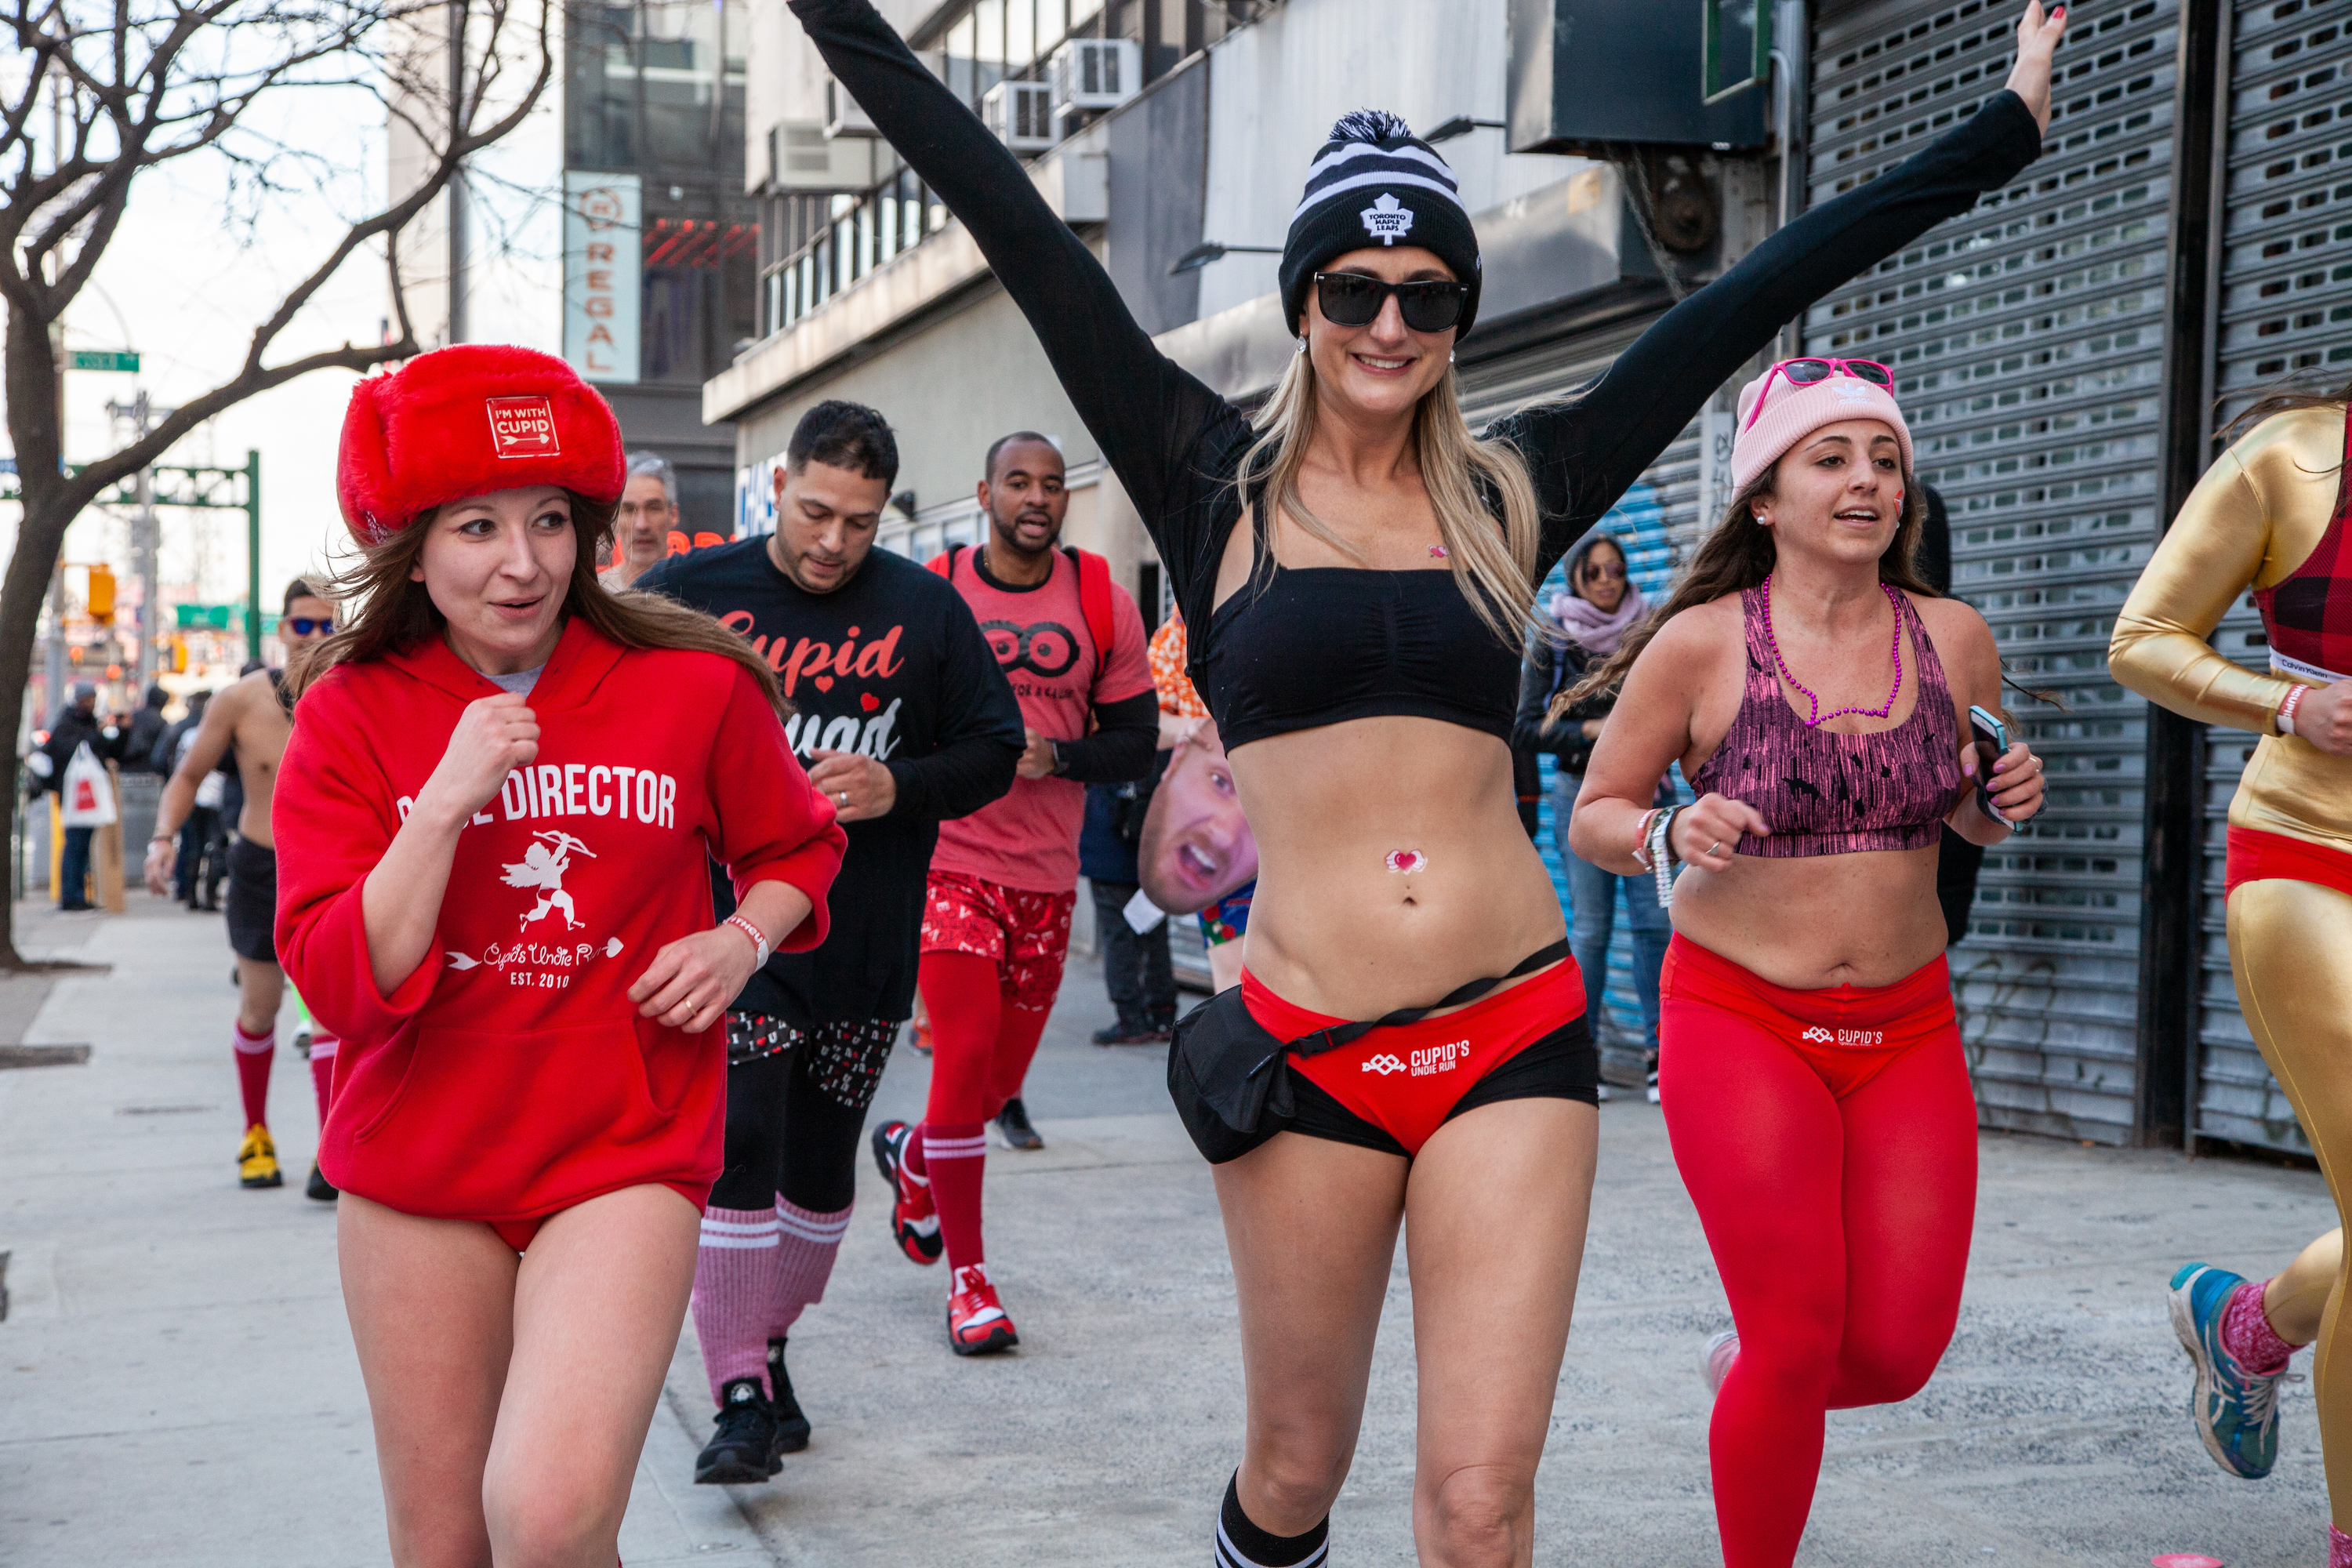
xmin=947 ymin=1263 xmax=1018 ymax=1356
xmin=869 ymin=1121 xmax=942 ymax=1265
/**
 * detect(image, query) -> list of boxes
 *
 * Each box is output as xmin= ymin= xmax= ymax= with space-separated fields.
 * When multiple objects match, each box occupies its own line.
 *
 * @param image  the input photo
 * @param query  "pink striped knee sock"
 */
xmin=2332 ymin=1523 xmax=2352 ymax=1568
xmin=691 ymin=1206 xmax=780 ymax=1406
xmin=768 ymin=1197 xmax=853 ymax=1340
xmin=2220 ymin=1279 xmax=2296 ymax=1374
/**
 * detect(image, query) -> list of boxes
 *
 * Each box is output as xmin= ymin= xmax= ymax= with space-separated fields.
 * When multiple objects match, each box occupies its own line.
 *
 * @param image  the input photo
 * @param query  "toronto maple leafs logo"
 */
xmin=502 ymin=829 xmax=596 ymax=932
xmin=1360 ymin=192 xmax=1414 ymax=245
xmin=1362 ymin=1053 xmax=1409 ymax=1076
xmin=1801 ymin=1027 xmax=1835 ymax=1043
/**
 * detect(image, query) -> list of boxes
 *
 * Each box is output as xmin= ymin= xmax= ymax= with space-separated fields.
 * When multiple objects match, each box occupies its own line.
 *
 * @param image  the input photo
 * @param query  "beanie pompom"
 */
xmin=1328 ymin=108 xmax=1416 ymax=145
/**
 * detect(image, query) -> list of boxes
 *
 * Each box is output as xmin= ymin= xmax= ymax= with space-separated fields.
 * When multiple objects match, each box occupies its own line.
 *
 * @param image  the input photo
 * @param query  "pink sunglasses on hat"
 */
xmin=1741 ymin=358 xmax=1896 ymax=431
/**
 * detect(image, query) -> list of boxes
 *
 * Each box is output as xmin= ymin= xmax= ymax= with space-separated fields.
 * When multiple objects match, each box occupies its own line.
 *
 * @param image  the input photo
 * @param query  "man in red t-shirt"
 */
xmin=872 ymin=431 xmax=1156 ymax=1355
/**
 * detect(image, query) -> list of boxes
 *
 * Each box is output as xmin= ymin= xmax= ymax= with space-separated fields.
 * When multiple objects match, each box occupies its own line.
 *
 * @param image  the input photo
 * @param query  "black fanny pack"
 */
xmin=1166 ymin=940 xmax=1571 ymax=1164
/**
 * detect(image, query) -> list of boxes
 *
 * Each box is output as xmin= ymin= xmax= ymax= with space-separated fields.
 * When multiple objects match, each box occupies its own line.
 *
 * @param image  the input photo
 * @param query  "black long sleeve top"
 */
xmin=789 ymin=0 xmax=2041 ymax=691
xmin=1512 ymin=637 xmax=1610 ymax=771
xmin=636 ymin=539 xmax=1025 ymax=1025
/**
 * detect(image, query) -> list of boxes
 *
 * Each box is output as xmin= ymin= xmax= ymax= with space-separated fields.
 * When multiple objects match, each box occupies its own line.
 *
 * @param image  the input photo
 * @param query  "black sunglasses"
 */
xmin=284 ymin=617 xmax=334 ymax=637
xmin=1314 ymin=271 xmax=1469 ymax=334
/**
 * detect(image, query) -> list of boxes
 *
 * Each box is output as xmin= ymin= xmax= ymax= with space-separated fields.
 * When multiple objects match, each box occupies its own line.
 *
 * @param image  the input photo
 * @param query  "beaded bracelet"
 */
xmin=723 ymin=913 xmax=769 ymax=969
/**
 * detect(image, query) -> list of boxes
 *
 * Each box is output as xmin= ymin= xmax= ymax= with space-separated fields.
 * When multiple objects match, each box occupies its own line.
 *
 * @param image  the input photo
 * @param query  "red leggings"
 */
xmin=1657 ymin=935 xmax=1977 ymax=1568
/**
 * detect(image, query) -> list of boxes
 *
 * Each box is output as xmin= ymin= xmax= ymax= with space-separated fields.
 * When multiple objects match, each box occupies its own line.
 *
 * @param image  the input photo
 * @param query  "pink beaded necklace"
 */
xmin=1760 ymin=574 xmax=1904 ymax=728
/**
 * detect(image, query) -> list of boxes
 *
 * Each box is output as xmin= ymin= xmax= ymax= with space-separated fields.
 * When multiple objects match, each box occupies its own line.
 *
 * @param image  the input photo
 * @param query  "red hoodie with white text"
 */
xmin=274 ymin=618 xmax=844 ymax=1223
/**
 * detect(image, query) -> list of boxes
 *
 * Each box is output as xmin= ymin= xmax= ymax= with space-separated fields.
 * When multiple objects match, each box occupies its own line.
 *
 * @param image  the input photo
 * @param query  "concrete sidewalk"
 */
xmin=0 ymin=894 xmax=2343 ymax=1566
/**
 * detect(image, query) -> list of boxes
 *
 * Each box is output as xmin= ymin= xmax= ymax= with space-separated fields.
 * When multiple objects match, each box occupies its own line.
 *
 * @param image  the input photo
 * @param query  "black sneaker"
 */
xmin=305 ymin=1161 xmax=339 ymax=1202
xmin=1090 ymin=1018 xmax=1171 ymax=1046
xmin=766 ymin=1338 xmax=810 ymax=1454
xmin=694 ymin=1377 xmax=782 ymax=1484
xmin=995 ymin=1096 xmax=1044 ymax=1150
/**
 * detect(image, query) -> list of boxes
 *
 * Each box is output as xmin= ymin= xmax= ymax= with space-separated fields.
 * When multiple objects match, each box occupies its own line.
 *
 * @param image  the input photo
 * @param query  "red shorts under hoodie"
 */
xmin=275 ymin=619 xmax=846 ymax=1232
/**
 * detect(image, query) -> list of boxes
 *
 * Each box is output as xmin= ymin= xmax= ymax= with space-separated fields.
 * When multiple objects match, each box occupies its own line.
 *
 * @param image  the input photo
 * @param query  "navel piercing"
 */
xmin=1428 ymin=544 xmax=1448 ymax=558
xmin=1385 ymin=850 xmax=1428 ymax=874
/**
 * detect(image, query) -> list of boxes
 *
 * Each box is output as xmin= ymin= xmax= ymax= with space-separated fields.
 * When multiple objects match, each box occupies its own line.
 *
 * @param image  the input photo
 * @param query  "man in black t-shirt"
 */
xmin=637 ymin=401 xmax=1024 ymax=1484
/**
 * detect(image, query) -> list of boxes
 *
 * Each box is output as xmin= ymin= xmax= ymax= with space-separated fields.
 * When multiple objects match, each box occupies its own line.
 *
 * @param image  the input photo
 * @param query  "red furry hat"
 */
xmin=337 ymin=345 xmax=626 ymax=543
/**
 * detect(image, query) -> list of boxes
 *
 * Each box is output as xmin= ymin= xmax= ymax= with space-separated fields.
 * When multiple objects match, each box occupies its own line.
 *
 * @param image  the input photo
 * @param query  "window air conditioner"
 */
xmin=823 ymin=76 xmax=877 ymax=139
xmin=981 ymin=80 xmax=1056 ymax=154
xmin=1048 ymin=38 xmax=1140 ymax=117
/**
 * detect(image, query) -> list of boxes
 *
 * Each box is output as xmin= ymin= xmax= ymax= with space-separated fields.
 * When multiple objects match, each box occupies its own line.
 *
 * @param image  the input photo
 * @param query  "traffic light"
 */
xmin=86 ymin=564 xmax=115 ymax=619
xmin=171 ymin=637 xmax=188 ymax=673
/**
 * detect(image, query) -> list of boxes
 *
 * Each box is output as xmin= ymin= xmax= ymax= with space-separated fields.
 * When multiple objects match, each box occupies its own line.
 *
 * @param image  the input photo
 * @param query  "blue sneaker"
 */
xmin=2169 ymin=1262 xmax=2285 ymax=1479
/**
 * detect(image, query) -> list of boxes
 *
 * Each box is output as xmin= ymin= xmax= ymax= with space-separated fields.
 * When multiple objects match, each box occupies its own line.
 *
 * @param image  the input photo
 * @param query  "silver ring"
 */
xmin=838 ymin=790 xmax=849 ymax=806
xmin=1708 ymin=840 xmax=1722 ymax=856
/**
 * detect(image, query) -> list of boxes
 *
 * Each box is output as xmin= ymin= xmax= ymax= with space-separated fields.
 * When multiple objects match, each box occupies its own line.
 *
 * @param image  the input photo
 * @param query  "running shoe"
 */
xmin=947 ymin=1263 xmax=1019 ymax=1356
xmin=2169 ymin=1261 xmax=2286 ymax=1479
xmin=766 ymin=1338 xmax=810 ymax=1454
xmin=238 ymin=1123 xmax=284 ymax=1189
xmin=870 ymin=1121 xmax=942 ymax=1265
xmin=693 ymin=1377 xmax=783 ymax=1485
xmin=909 ymin=1014 xmax=933 ymax=1058
xmin=1699 ymin=1329 xmax=1740 ymax=1396
xmin=305 ymin=1160 xmax=339 ymax=1203
xmin=996 ymin=1097 xmax=1044 ymax=1150
xmin=1090 ymin=1019 xmax=1171 ymax=1046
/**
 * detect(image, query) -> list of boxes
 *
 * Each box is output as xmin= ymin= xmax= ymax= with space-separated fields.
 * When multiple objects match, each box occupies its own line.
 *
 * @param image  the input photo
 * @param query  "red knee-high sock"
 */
xmin=923 ymin=1123 xmax=987 ymax=1273
xmin=308 ymin=1034 xmax=338 ymax=1130
xmin=233 ymin=1020 xmax=274 ymax=1129
xmin=916 ymin=950 xmax=1005 ymax=1274
xmin=984 ymin=1004 xmax=1053 ymax=1120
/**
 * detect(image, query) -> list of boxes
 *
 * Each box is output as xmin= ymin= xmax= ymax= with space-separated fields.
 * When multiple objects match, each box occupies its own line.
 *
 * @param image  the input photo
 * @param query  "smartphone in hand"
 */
xmin=1969 ymin=704 xmax=2013 ymax=826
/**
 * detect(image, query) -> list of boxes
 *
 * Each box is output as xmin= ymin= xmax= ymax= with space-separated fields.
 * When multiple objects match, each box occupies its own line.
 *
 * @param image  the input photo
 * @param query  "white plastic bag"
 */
xmin=60 ymin=742 xmax=116 ymax=828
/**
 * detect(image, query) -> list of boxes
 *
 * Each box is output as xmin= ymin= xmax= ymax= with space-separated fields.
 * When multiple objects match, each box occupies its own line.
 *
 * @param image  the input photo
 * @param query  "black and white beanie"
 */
xmin=1278 ymin=111 xmax=1483 ymax=341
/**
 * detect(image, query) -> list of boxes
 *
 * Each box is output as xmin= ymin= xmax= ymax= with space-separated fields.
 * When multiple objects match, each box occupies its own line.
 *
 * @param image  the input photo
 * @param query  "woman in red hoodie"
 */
xmin=275 ymin=345 xmax=844 ymax=1568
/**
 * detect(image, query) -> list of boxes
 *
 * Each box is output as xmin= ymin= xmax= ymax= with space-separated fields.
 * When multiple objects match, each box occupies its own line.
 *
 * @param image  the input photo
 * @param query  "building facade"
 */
xmin=706 ymin=0 xmax=2352 ymax=1149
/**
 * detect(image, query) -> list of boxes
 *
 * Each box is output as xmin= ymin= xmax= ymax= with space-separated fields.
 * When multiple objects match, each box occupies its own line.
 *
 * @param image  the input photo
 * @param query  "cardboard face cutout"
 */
xmin=1138 ymin=721 xmax=1258 ymax=916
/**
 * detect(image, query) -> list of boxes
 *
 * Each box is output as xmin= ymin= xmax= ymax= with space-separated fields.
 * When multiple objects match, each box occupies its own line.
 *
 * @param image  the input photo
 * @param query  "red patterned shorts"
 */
xmin=920 ymin=871 xmax=1077 ymax=1012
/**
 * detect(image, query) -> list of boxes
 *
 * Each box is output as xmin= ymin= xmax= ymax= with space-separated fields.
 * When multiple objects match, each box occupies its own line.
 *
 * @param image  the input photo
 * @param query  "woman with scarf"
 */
xmin=1514 ymin=532 xmax=1665 ymax=1100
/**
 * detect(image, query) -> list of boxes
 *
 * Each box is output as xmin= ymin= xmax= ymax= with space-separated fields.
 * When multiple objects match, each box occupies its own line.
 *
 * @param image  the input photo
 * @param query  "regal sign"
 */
xmin=563 ymin=172 xmax=641 ymax=384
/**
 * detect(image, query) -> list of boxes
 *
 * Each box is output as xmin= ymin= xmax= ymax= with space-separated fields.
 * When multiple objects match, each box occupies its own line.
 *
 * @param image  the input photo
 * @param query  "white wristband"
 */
xmin=724 ymin=913 xmax=769 ymax=969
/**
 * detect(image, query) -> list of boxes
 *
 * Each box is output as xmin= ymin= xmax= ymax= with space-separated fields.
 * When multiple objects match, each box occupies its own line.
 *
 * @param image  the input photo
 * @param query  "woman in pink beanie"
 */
xmin=1566 ymin=360 xmax=2047 ymax=1567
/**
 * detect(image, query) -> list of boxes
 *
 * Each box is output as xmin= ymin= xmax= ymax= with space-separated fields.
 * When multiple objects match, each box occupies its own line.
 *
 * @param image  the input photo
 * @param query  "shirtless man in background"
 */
xmin=144 ymin=580 xmax=339 ymax=1195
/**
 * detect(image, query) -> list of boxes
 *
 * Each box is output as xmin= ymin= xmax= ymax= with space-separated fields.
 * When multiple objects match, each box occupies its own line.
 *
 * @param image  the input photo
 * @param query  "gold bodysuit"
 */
xmin=2110 ymin=403 xmax=2352 ymax=1534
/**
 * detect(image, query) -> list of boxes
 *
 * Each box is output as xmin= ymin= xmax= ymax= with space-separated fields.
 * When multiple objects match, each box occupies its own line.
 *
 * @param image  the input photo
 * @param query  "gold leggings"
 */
xmin=2232 ymin=877 xmax=2352 ymax=1525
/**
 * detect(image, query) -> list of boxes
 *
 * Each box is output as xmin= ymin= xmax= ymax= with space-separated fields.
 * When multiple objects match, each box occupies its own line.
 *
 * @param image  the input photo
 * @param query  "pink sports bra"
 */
xmin=1691 ymin=586 xmax=1964 ymax=857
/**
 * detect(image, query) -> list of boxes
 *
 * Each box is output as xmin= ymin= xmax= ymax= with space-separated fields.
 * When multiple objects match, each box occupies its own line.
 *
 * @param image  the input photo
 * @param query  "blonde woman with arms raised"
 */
xmin=789 ymin=2 xmax=2062 ymax=1559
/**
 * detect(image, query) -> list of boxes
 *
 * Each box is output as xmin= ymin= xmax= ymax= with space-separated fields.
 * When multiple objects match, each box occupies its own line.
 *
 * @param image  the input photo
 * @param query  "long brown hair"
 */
xmin=287 ymin=492 xmax=787 ymax=715
xmin=1236 ymin=350 xmax=1544 ymax=647
xmin=1560 ymin=460 xmax=1932 ymax=710
xmin=2217 ymin=372 xmax=2351 ymax=450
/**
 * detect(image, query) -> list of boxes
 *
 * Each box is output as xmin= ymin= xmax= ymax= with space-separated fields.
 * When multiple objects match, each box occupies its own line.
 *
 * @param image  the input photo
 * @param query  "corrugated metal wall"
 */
xmin=1806 ymin=0 xmax=2181 ymax=1143
xmin=1458 ymin=316 xmax=1710 ymax=1083
xmin=2189 ymin=0 xmax=2352 ymax=1152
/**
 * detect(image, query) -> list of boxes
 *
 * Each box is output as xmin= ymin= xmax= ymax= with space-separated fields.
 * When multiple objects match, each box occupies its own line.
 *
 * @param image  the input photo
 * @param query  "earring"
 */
xmin=1448 ymin=350 xmax=1456 ymax=365
xmin=1294 ymin=335 xmax=1308 ymax=355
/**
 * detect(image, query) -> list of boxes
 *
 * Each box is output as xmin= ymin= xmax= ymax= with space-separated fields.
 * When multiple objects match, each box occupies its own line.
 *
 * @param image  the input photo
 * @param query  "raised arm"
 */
xmin=787 ymin=0 xmax=1246 ymax=594
xmin=1501 ymin=5 xmax=2062 ymax=577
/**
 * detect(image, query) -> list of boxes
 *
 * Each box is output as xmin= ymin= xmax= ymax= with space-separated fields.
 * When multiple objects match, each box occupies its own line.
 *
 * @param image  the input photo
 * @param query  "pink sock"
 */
xmin=233 ymin=1022 xmax=274 ymax=1129
xmin=691 ymin=1206 xmax=779 ymax=1406
xmin=2332 ymin=1523 xmax=2352 ymax=1568
xmin=769 ymin=1198 xmax=852 ymax=1339
xmin=308 ymin=1035 xmax=338 ymax=1129
xmin=2220 ymin=1279 xmax=2296 ymax=1374
xmin=922 ymin=1123 xmax=988 ymax=1273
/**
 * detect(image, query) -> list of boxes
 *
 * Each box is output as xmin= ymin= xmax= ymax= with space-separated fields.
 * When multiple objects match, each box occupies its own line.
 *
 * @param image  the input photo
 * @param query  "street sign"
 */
xmin=175 ymin=604 xmax=236 ymax=630
xmin=66 ymin=350 xmax=140 ymax=372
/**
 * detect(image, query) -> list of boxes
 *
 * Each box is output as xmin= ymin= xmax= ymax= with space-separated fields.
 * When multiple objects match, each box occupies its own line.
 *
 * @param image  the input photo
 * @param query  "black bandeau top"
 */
xmin=1204 ymin=544 xmax=1523 ymax=750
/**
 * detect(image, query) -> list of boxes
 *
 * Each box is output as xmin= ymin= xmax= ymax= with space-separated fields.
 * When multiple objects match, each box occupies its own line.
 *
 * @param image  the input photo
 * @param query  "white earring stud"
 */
xmin=1295 ymin=335 xmax=1308 ymax=354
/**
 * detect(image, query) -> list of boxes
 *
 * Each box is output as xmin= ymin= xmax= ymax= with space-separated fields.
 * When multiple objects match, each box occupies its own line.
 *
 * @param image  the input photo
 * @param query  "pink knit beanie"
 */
xmin=1730 ymin=365 xmax=1914 ymax=491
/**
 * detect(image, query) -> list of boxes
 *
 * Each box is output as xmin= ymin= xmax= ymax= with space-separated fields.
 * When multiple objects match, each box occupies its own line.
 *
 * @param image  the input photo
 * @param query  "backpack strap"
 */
xmin=924 ymin=543 xmax=964 ymax=580
xmin=1064 ymin=545 xmax=1117 ymax=683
